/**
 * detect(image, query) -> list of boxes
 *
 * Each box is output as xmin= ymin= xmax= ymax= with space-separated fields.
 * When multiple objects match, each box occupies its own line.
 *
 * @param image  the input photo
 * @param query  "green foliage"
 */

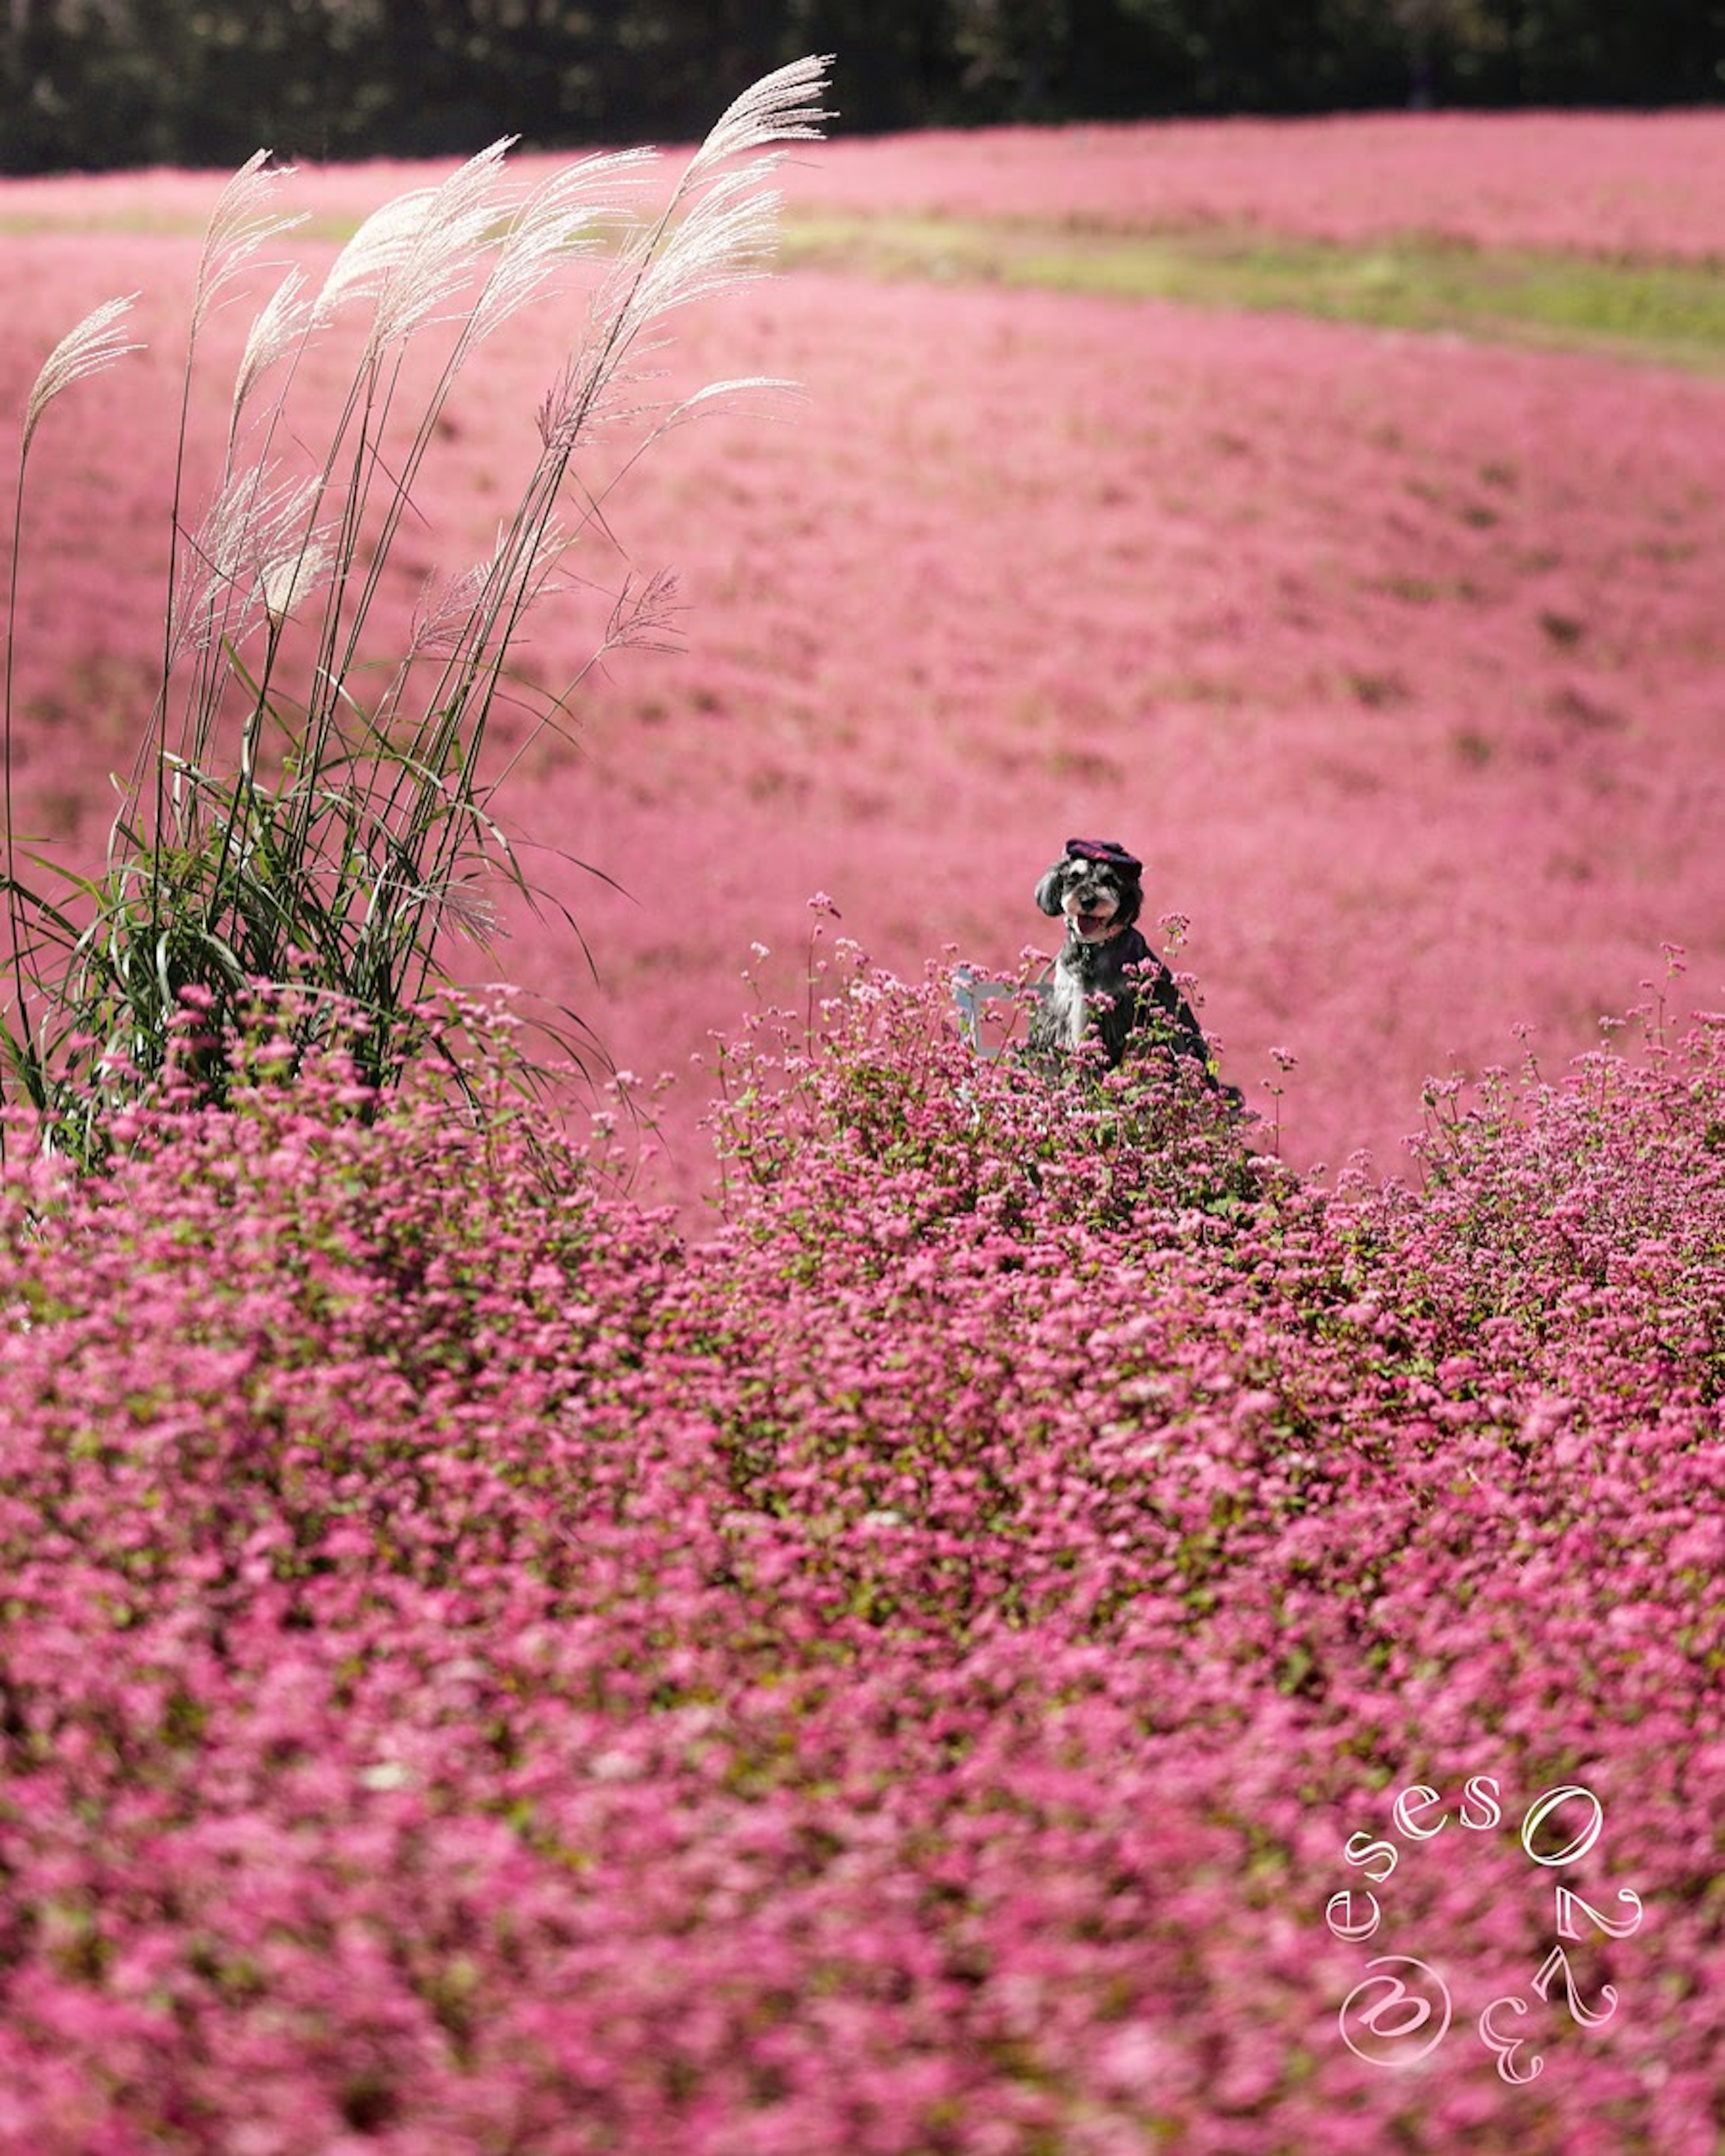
xmin=0 ymin=0 xmax=1717 ymax=175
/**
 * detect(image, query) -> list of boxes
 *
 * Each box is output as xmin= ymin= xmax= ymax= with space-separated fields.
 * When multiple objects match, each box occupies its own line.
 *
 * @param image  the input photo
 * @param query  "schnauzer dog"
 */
xmin=1032 ymin=837 xmax=1219 ymax=1079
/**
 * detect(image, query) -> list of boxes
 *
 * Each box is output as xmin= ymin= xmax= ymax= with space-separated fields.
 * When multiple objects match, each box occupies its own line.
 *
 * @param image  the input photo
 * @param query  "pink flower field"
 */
xmin=5 ymin=181 xmax=1723 ymax=1199
xmin=0 ymin=113 xmax=1722 ymax=2149
xmin=774 ymin=110 xmax=1725 ymax=262
xmin=13 ymin=108 xmax=1725 ymax=260
xmin=0 ymin=973 xmax=1719 ymax=2151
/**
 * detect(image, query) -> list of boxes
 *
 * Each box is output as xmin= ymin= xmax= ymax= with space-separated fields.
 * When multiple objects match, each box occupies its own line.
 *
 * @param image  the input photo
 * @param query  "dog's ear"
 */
xmin=1113 ymin=874 xmax=1144 ymax=932
xmin=1034 ymin=863 xmax=1067 ymax=917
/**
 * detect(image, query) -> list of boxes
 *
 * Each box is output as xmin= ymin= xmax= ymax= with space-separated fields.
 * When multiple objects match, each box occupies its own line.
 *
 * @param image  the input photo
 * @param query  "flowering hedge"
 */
xmin=0 ymin=957 xmax=1719 ymax=2150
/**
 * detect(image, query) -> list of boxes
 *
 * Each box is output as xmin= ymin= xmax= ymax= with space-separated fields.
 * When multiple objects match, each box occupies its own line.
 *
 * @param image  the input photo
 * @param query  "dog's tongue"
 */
xmin=1078 ymin=912 xmax=1111 ymax=938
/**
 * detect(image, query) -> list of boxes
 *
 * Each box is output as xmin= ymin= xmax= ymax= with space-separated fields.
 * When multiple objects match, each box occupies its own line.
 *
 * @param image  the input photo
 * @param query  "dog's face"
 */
xmin=1035 ymin=851 xmax=1143 ymax=944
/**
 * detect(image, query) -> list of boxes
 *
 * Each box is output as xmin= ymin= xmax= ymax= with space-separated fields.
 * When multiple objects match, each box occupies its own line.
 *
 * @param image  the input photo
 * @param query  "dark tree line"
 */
xmin=1 ymin=0 xmax=1719 ymax=175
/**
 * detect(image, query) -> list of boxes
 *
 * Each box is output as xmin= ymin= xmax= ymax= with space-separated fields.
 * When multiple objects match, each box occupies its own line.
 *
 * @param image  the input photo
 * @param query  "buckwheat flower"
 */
xmin=358 ymin=1760 xmax=411 ymax=1791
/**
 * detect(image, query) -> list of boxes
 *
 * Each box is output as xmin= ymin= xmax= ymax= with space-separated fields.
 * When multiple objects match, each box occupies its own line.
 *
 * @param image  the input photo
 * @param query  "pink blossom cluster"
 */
xmin=0 ymin=964 xmax=1717 ymax=2149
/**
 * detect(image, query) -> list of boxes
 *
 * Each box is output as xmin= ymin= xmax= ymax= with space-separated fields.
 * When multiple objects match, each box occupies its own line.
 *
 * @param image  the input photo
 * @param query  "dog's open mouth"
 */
xmin=1075 ymin=910 xmax=1114 ymax=939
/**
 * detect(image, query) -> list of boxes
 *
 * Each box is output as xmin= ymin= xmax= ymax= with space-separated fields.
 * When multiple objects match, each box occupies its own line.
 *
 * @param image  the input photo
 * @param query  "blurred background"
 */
xmin=0 ymin=0 xmax=1719 ymax=174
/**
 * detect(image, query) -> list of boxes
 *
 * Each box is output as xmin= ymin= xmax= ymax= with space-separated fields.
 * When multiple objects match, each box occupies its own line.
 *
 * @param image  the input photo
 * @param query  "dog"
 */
xmin=1031 ymin=837 xmax=1220 ymax=1080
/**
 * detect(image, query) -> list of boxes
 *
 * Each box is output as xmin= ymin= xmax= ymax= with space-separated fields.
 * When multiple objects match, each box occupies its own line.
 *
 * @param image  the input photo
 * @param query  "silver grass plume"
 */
xmin=409 ymin=516 xmax=573 ymax=661
xmin=424 ymin=875 xmax=502 ymax=945
xmin=259 ymin=531 xmax=332 ymax=630
xmin=538 ymin=54 xmax=832 ymax=456
xmin=410 ymin=562 xmax=494 ymax=659
xmin=21 ymin=295 xmax=143 ymax=458
xmin=190 ymin=150 xmax=308 ymax=336
xmin=230 ymin=266 xmax=312 ymax=441
xmin=628 ymin=161 xmax=787 ymax=320
xmin=662 ymin=375 xmax=807 ymax=429
xmin=603 ymin=566 xmax=684 ymax=657
xmin=682 ymin=53 xmax=833 ymax=186
xmin=315 ymin=188 xmax=440 ymax=318
xmin=316 ymin=137 xmax=518 ymax=358
xmin=172 ymin=466 xmax=323 ymax=658
xmin=468 ymin=147 xmax=659 ymax=345
xmin=370 ymin=137 xmax=516 ymax=354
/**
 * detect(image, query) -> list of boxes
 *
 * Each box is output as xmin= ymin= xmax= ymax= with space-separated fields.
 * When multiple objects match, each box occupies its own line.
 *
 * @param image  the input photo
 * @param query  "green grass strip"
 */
xmin=6 ymin=191 xmax=1720 ymax=373
xmin=779 ymin=211 xmax=1725 ymax=374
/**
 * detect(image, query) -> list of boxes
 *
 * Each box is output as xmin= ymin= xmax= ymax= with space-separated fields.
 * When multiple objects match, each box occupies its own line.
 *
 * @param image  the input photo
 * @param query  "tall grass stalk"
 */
xmin=0 ymin=56 xmax=831 ymax=1162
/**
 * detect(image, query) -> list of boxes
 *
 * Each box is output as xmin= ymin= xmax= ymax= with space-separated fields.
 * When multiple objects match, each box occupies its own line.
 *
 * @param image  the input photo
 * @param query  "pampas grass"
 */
xmin=0 ymin=55 xmax=832 ymax=1162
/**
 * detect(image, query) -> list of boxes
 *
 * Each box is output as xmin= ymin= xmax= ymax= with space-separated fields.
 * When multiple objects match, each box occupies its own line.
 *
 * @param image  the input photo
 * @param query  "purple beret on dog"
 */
xmin=1065 ymin=838 xmax=1142 ymax=875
